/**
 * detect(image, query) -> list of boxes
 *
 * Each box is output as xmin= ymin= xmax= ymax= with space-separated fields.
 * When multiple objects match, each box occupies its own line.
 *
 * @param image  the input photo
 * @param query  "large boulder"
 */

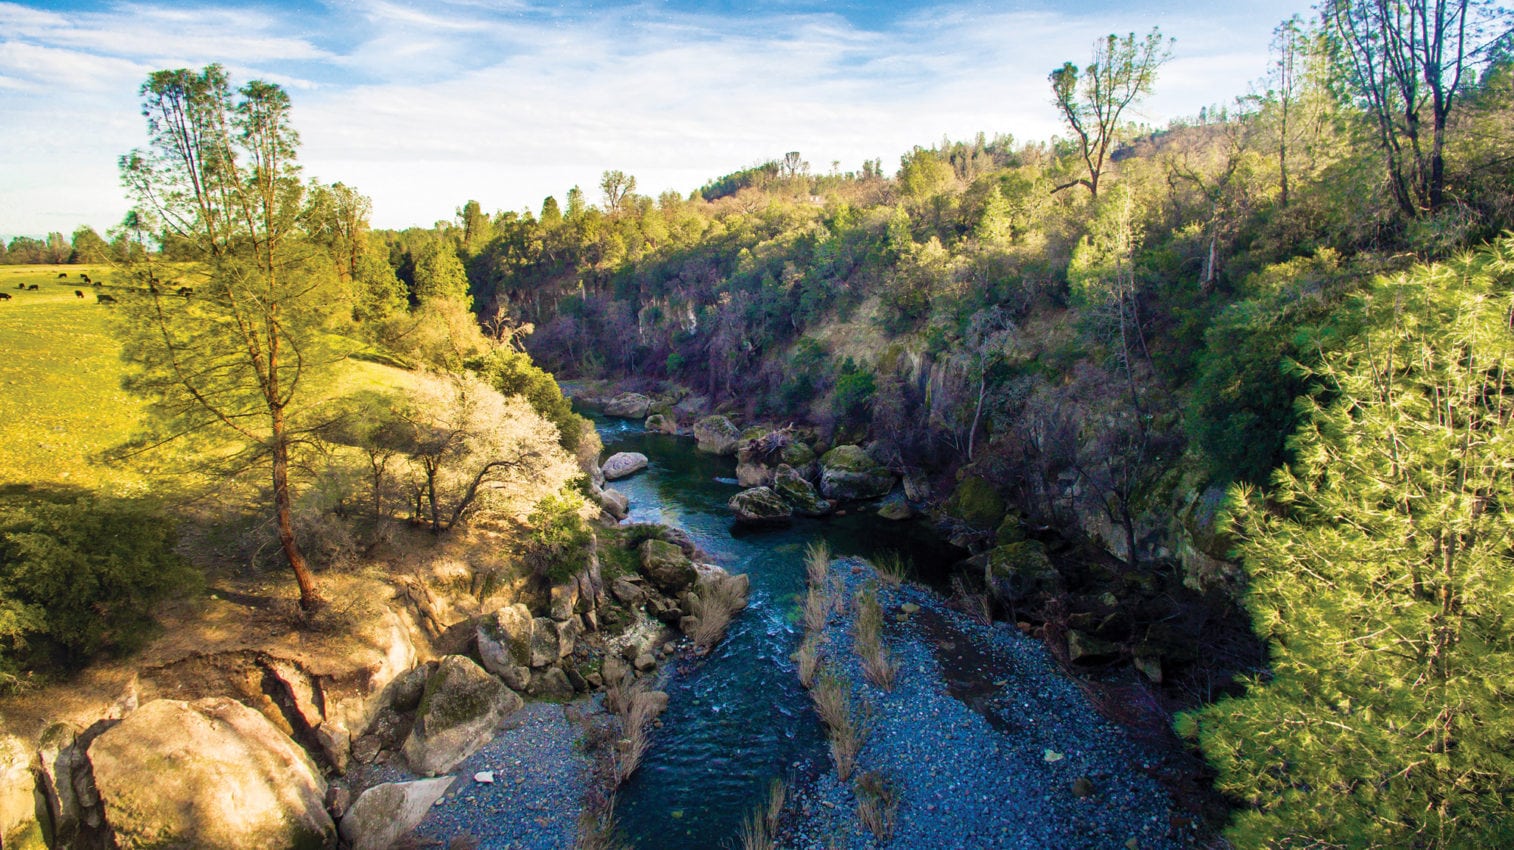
xmin=339 ymin=777 xmax=455 ymax=850
xmin=693 ymin=416 xmax=741 ymax=455
xmin=89 ymin=697 xmax=334 ymax=849
xmin=981 ymin=541 xmax=1062 ymax=604
xmin=529 ymin=617 xmax=561 ymax=667
xmin=597 ymin=485 xmax=629 ymax=520
xmin=601 ymin=452 xmax=648 ymax=481
xmin=638 ymin=539 xmax=698 ymax=594
xmin=476 ymin=604 xmax=533 ymax=687
xmin=818 ymin=445 xmax=895 ymax=501
xmin=644 ymin=413 xmax=677 ymax=434
xmin=728 ymin=486 xmax=793 ymax=525
xmin=603 ymin=392 xmax=652 ymax=419
xmin=402 ymin=656 xmax=522 ymax=776
xmin=772 ymin=465 xmax=832 ymax=516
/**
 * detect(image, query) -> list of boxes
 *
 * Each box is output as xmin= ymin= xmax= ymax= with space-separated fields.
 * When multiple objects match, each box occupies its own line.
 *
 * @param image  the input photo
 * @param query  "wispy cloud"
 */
xmin=0 ymin=0 xmax=1310 ymax=236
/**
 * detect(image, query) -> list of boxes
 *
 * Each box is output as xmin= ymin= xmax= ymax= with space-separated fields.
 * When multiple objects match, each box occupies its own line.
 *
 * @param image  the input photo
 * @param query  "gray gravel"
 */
xmin=783 ymin=558 xmax=1196 ymax=849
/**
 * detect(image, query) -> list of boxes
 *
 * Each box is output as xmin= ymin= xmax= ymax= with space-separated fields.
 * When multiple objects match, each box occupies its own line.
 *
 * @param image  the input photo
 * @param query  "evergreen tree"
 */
xmin=1182 ymin=237 xmax=1514 ymax=847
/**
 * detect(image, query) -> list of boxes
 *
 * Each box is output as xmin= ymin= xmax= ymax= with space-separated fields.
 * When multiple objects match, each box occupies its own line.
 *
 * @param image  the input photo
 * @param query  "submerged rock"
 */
xmin=90 ymin=697 xmax=335 ymax=849
xmin=403 ymin=655 xmax=521 ymax=776
xmin=818 ymin=445 xmax=895 ymax=501
xmin=728 ymin=486 xmax=794 ymax=525
xmin=601 ymin=452 xmax=648 ymax=481
xmin=644 ymin=412 xmax=677 ymax=434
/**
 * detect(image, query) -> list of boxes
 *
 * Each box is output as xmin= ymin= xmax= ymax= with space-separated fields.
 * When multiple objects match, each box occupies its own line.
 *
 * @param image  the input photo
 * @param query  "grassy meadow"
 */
xmin=0 ymin=264 xmax=144 ymax=490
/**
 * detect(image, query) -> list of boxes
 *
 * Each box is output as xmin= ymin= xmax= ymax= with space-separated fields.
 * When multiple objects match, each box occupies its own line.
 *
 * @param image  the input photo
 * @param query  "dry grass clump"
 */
xmin=794 ymin=632 xmax=824 ymax=689
xmin=811 ymin=667 xmax=866 ymax=780
xmin=572 ymin=803 xmax=630 ymax=850
xmin=950 ymin=575 xmax=993 ymax=624
xmin=733 ymin=777 xmax=787 ymax=850
xmin=870 ymin=550 xmax=910 ymax=587
xmin=852 ymin=583 xmax=897 ymax=691
xmin=804 ymin=540 xmax=831 ymax=586
xmin=610 ymin=681 xmax=662 ymax=784
xmin=803 ymin=584 xmax=832 ymax=633
xmin=690 ymin=574 xmax=749 ymax=649
xmin=855 ymin=771 xmax=899 ymax=842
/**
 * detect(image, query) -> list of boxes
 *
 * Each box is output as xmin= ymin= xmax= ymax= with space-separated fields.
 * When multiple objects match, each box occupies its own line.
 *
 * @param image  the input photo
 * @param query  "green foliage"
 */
xmin=412 ymin=242 xmax=472 ymax=307
xmin=0 ymin=488 xmax=197 ymax=685
xmin=467 ymin=346 xmax=587 ymax=452
xmin=831 ymin=357 xmax=876 ymax=426
xmin=946 ymin=476 xmax=1005 ymax=528
xmin=1185 ymin=237 xmax=1514 ymax=847
xmin=521 ymin=489 xmax=595 ymax=585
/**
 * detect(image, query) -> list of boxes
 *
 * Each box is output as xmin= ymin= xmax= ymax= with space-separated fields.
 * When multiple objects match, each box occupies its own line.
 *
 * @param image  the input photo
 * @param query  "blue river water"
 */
xmin=593 ymin=417 xmax=962 ymax=849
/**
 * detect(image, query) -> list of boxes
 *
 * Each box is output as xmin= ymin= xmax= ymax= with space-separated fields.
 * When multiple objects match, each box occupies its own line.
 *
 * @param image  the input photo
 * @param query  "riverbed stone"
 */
xmin=693 ymin=415 xmax=741 ymax=455
xmin=639 ymin=539 xmax=698 ymax=594
xmin=644 ymin=413 xmax=677 ymax=434
xmin=818 ymin=445 xmax=895 ymax=501
xmin=403 ymin=655 xmax=521 ymax=776
xmin=90 ymin=697 xmax=334 ymax=850
xmin=603 ymin=392 xmax=651 ymax=419
xmin=477 ymin=604 xmax=533 ymax=676
xmin=601 ymin=452 xmax=648 ymax=480
xmin=550 ymin=582 xmax=579 ymax=621
xmin=728 ymin=486 xmax=793 ymax=524
xmin=877 ymin=494 xmax=912 ymax=520
xmin=598 ymin=486 xmax=629 ymax=519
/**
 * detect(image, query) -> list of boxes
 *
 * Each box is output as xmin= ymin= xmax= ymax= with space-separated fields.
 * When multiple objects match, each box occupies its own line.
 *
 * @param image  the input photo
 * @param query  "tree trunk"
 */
xmin=271 ymin=416 xmax=321 ymax=611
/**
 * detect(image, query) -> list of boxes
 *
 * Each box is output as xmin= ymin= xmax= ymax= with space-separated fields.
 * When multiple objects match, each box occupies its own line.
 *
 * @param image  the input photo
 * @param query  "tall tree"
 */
xmin=117 ymin=65 xmax=335 ymax=610
xmin=1326 ymin=0 xmax=1513 ymax=216
xmin=599 ymin=170 xmax=636 ymax=216
xmin=1049 ymin=28 xmax=1174 ymax=198
xmin=1183 ymin=237 xmax=1514 ymax=846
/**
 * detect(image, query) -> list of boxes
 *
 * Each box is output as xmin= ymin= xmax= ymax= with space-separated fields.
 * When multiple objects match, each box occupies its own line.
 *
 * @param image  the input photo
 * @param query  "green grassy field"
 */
xmin=0 ymin=264 xmax=143 ymax=489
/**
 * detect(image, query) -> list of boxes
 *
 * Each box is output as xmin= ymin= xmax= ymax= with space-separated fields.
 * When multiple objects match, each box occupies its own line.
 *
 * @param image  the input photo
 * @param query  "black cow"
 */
xmin=75 ymin=290 xmax=84 ymax=298
xmin=57 ymin=272 xmax=67 ymax=279
xmin=14 ymin=284 xmax=22 ymax=289
xmin=0 ymin=292 xmax=11 ymax=301
xmin=25 ymin=284 xmax=38 ymax=291
xmin=80 ymin=274 xmax=91 ymax=284
xmin=92 ymin=281 xmax=102 ymax=287
xmin=177 ymin=287 xmax=193 ymax=298
xmin=96 ymin=293 xmax=117 ymax=304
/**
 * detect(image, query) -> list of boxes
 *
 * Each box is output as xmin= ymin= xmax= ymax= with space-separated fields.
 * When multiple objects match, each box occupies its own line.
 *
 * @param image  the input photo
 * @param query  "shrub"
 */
xmin=0 ymin=489 xmax=198 ymax=683
xmin=521 ymin=490 xmax=595 ymax=585
xmin=468 ymin=346 xmax=589 ymax=453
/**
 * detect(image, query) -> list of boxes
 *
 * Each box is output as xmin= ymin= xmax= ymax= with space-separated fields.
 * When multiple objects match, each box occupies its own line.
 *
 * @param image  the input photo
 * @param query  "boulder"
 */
xmin=902 ymin=470 xmax=932 ymax=502
xmin=554 ymin=617 xmax=582 ymax=657
xmin=728 ymin=486 xmax=794 ymax=525
xmin=339 ymin=777 xmax=455 ymax=850
xmin=735 ymin=459 xmax=774 ymax=488
xmin=947 ymin=475 xmax=1006 ymax=528
xmin=610 ymin=576 xmax=645 ymax=605
xmin=601 ymin=452 xmax=649 ymax=481
xmin=644 ymin=413 xmax=677 ymax=434
xmin=638 ymin=539 xmax=698 ymax=594
xmin=773 ymin=465 xmax=832 ymax=516
xmin=598 ymin=486 xmax=629 ymax=520
xmin=603 ymin=392 xmax=652 ymax=419
xmin=89 ymin=697 xmax=334 ymax=849
xmin=693 ymin=415 xmax=741 ymax=455
xmin=528 ymin=667 xmax=575 ymax=701
xmin=982 ymin=541 xmax=1062 ymax=604
xmin=476 ymin=604 xmax=534 ymax=676
xmin=529 ymin=617 xmax=561 ymax=667
xmin=402 ymin=656 xmax=522 ymax=776
xmin=1066 ymin=630 xmax=1120 ymax=664
xmin=818 ymin=445 xmax=895 ymax=501
xmin=779 ymin=441 xmax=818 ymax=480
xmin=550 ymin=582 xmax=580 ymax=621
xmin=877 ymin=496 xmax=912 ymax=520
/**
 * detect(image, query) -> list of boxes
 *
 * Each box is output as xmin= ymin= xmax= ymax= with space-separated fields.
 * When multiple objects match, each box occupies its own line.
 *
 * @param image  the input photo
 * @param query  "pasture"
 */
xmin=0 ymin=265 xmax=143 ymax=489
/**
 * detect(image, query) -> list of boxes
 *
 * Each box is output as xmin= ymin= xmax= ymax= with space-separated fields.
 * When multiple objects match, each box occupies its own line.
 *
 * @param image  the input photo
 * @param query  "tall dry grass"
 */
xmin=733 ymin=777 xmax=787 ymax=850
xmin=855 ymin=771 xmax=899 ymax=842
xmin=611 ymin=681 xmax=661 ymax=784
xmin=852 ymin=583 xmax=897 ymax=691
xmin=804 ymin=540 xmax=831 ymax=587
xmin=811 ymin=667 xmax=865 ymax=780
xmin=690 ymin=574 xmax=749 ymax=649
xmin=794 ymin=632 xmax=824 ymax=689
xmin=803 ymin=584 xmax=831 ymax=634
xmin=871 ymin=550 xmax=910 ymax=587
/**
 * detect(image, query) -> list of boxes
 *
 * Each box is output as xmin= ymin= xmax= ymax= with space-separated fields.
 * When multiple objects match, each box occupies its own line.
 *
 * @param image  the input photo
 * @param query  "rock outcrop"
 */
xmin=603 ymin=392 xmax=651 ymax=419
xmin=638 ymin=539 xmax=698 ymax=594
xmin=89 ymin=697 xmax=335 ymax=849
xmin=772 ymin=465 xmax=832 ymax=516
xmin=402 ymin=656 xmax=521 ymax=776
xmin=475 ymin=604 xmax=534 ymax=690
xmin=818 ymin=445 xmax=895 ymax=501
xmin=601 ymin=452 xmax=648 ymax=481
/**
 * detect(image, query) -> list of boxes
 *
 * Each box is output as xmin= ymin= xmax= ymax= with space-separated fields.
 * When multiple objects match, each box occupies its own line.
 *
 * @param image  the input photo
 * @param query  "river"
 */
xmin=594 ymin=417 xmax=963 ymax=849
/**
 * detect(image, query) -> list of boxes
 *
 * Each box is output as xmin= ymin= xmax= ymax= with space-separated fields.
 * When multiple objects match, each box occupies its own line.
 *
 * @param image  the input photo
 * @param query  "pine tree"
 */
xmin=1181 ymin=237 xmax=1514 ymax=847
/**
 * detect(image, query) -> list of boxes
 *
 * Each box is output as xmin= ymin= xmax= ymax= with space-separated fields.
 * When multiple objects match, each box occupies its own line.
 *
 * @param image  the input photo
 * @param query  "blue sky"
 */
xmin=0 ymin=0 xmax=1313 ymax=238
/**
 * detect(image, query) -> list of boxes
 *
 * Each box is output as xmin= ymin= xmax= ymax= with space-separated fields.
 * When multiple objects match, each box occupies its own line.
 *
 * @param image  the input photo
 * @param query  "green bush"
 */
xmin=521 ymin=490 xmax=595 ymax=585
xmin=468 ymin=346 xmax=589 ymax=453
xmin=0 ymin=489 xmax=198 ymax=686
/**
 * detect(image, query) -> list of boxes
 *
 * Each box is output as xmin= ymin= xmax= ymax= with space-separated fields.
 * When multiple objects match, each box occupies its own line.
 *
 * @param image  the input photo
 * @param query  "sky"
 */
xmin=0 ymin=0 xmax=1315 ymax=239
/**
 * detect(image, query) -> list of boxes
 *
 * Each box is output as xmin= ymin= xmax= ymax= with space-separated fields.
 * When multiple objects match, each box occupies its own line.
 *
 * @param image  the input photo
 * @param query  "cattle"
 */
xmin=25 ymin=284 xmax=38 ymax=291
xmin=148 ymin=285 xmax=159 ymax=294
xmin=92 ymin=281 xmax=102 ymax=287
xmin=80 ymin=274 xmax=91 ymax=284
xmin=176 ymin=287 xmax=193 ymax=298
xmin=75 ymin=290 xmax=84 ymax=298
xmin=14 ymin=284 xmax=22 ymax=289
xmin=96 ymin=293 xmax=117 ymax=304
xmin=0 ymin=292 xmax=10 ymax=301
xmin=57 ymin=272 xmax=67 ymax=279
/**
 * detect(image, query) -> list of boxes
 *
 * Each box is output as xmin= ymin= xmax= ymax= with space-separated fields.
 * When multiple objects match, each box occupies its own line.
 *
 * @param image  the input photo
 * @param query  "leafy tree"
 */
xmin=1325 ymin=0 xmax=1513 ymax=217
xmin=116 ymin=65 xmax=339 ymax=610
xmin=1049 ymin=28 xmax=1174 ymax=198
xmin=600 ymin=170 xmax=637 ymax=215
xmin=69 ymin=226 xmax=110 ymax=263
xmin=467 ymin=345 xmax=588 ymax=453
xmin=412 ymin=241 xmax=472 ymax=307
xmin=1183 ymin=237 xmax=1514 ymax=846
